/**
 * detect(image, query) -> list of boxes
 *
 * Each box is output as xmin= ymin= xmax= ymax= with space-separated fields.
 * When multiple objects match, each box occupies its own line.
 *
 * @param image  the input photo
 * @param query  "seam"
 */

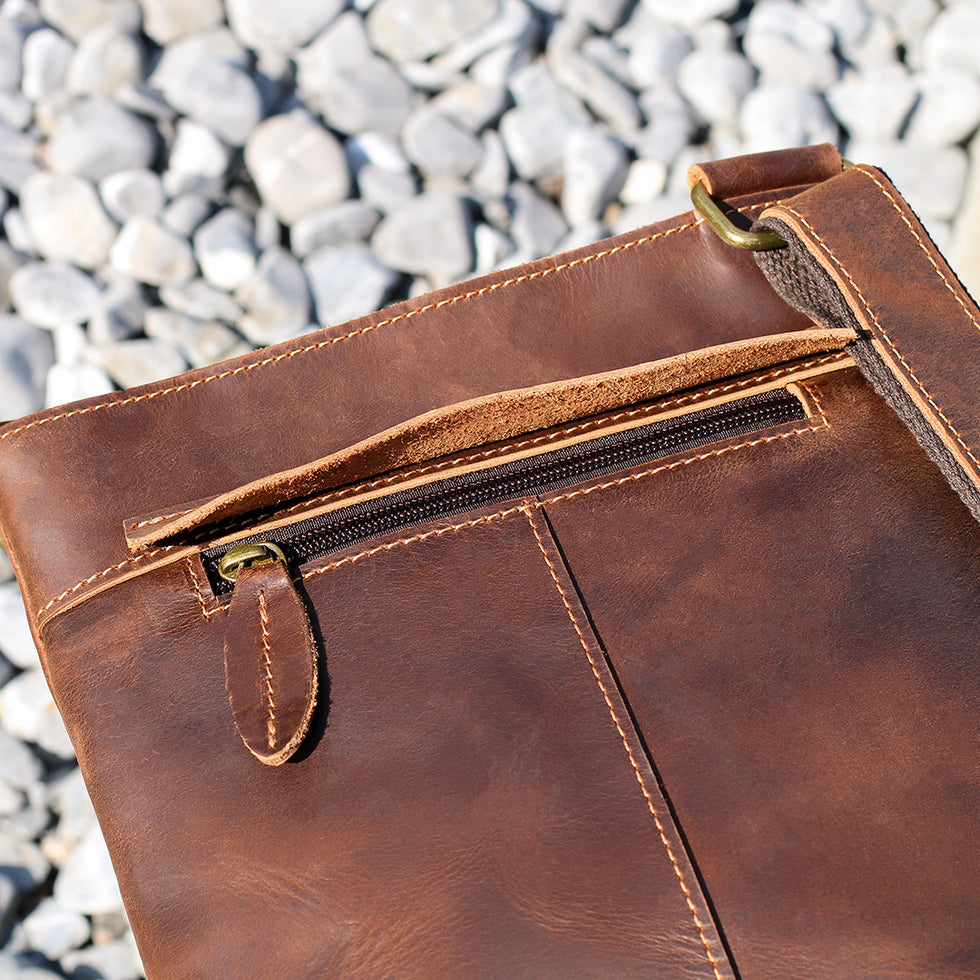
xmin=129 ymin=508 xmax=195 ymax=531
xmin=1 ymin=199 xmax=783 ymax=447
xmin=522 ymin=506 xmax=724 ymax=980
xmin=41 ymin=388 xmax=830 ymax=625
xmin=855 ymin=167 xmax=980 ymax=337
xmin=213 ymin=351 xmax=846 ymax=535
xmin=257 ymin=589 xmax=277 ymax=751
xmin=777 ymin=197 xmax=980 ymax=479
xmin=34 ymin=545 xmax=174 ymax=621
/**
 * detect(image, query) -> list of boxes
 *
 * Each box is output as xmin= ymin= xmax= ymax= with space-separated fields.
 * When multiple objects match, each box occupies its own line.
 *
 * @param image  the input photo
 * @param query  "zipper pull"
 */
xmin=219 ymin=542 xmax=318 ymax=766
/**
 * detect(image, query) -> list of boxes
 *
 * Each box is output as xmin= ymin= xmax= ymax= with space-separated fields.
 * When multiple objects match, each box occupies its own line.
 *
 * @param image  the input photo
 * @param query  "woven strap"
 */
xmin=749 ymin=163 xmax=980 ymax=524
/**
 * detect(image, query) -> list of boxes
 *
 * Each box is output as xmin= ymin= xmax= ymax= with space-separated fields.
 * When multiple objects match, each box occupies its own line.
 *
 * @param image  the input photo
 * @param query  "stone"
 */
xmin=38 ymin=0 xmax=140 ymax=42
xmin=0 ymin=582 xmax=39 ymax=671
xmin=470 ymin=37 xmax=536 ymax=89
xmin=811 ymin=0 xmax=871 ymax=48
xmin=0 ymin=91 xmax=33 ymax=129
xmin=0 ymin=668 xmax=74 ymax=758
xmin=87 ymin=275 xmax=147 ymax=344
xmin=547 ymin=19 xmax=642 ymax=136
xmin=0 ymin=318 xmax=53 ymax=424
xmin=53 ymin=823 xmax=124 ymax=915
xmin=739 ymin=84 xmax=838 ymax=154
xmin=561 ymin=128 xmax=629 ymax=227
xmin=619 ymin=158 xmax=668 ymax=204
xmin=838 ymin=13 xmax=898 ymax=69
xmin=159 ymin=278 xmax=244 ymax=322
xmin=151 ymin=30 xmax=262 ymax=146
xmin=641 ymin=0 xmax=739 ymax=30
xmin=99 ymin=169 xmax=165 ymax=223
xmin=226 ymin=0 xmax=346 ymax=55
xmin=922 ymin=2 xmax=980 ymax=75
xmin=366 ymin=0 xmax=499 ymax=62
xmin=568 ymin=0 xmax=634 ymax=32
xmin=3 ymin=208 xmax=35 ymax=254
xmin=499 ymin=65 xmax=590 ymax=181
xmin=633 ymin=88 xmax=695 ymax=163
xmin=87 ymin=337 xmax=188 ymax=388
xmin=45 ymin=97 xmax=156 ymax=182
xmin=952 ymin=130 xmax=980 ymax=302
xmin=0 ymin=17 xmax=23 ymax=91
xmin=20 ymin=172 xmax=117 ymax=269
xmin=162 ymin=193 xmax=213 ymax=237
xmin=10 ymin=262 xmax=101 ymax=327
xmin=0 ymin=955 xmax=62 ymax=980
xmin=0 ymin=241 xmax=20 ymax=311
xmin=0 ymin=123 xmax=39 ymax=192
xmin=65 ymin=25 xmax=142 ymax=97
xmin=624 ymin=21 xmax=692 ymax=90
xmin=21 ymin=899 xmax=90 ymax=961
xmin=356 ymin=164 xmax=418 ymax=214
xmin=743 ymin=0 xmax=840 ymax=89
xmin=469 ymin=130 xmax=511 ymax=202
xmin=0 ymin=836 xmax=50 ymax=892
xmin=430 ymin=81 xmax=511 ymax=132
xmin=677 ymin=49 xmax=757 ymax=126
xmin=21 ymin=28 xmax=74 ymax=101
xmin=295 ymin=12 xmax=417 ymax=137
xmin=245 ymin=113 xmax=350 ymax=225
xmin=372 ymin=191 xmax=474 ymax=283
xmin=193 ymin=208 xmax=256 ymax=291
xmin=346 ymin=131 xmax=411 ymax=175
xmin=61 ymin=937 xmax=144 ymax=980
xmin=847 ymin=140 xmax=968 ymax=221
xmin=144 ymin=308 xmax=245 ymax=368
xmin=110 ymin=216 xmax=197 ymax=286
xmin=0 ymin=727 xmax=41 ymax=792
xmin=45 ymin=767 xmax=98 ymax=862
xmin=508 ymin=181 xmax=567 ymax=257
xmin=116 ymin=80 xmax=177 ymax=121
xmin=430 ymin=0 xmax=538 ymax=73
xmin=826 ymin=64 xmax=918 ymax=142
xmin=234 ymin=246 xmax=310 ymax=344
xmin=403 ymin=107 xmax=483 ymax=179
xmin=473 ymin=222 xmax=515 ymax=273
xmin=290 ymin=201 xmax=381 ymax=257
xmin=142 ymin=0 xmax=224 ymax=44
xmin=905 ymin=70 xmax=980 ymax=148
xmin=304 ymin=244 xmax=399 ymax=326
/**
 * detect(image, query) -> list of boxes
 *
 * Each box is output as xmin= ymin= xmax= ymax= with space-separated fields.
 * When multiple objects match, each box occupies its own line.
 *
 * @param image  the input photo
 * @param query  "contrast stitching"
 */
xmin=1 ymin=199 xmax=782 ymax=446
xmin=257 ymin=589 xmax=277 ymax=751
xmin=523 ymin=507 xmax=725 ymax=980
xmin=185 ymin=557 xmax=222 ymax=622
xmin=855 ymin=167 xmax=980 ymax=337
xmin=41 ymin=381 xmax=831 ymax=625
xmin=777 ymin=198 xmax=980 ymax=479
xmin=128 ymin=508 xmax=195 ymax=531
xmin=208 ymin=351 xmax=846 ymax=537
xmin=34 ymin=545 xmax=174 ymax=621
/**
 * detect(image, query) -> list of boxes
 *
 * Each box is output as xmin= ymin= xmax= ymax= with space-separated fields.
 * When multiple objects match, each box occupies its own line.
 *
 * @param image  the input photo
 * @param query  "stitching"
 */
xmin=257 ymin=589 xmax=277 ymax=751
xmin=40 ymin=372 xmax=833 ymax=625
xmin=777 ymin=197 xmax=980 ymax=479
xmin=206 ymin=351 xmax=846 ymax=538
xmin=129 ymin=508 xmax=195 ymax=531
xmin=34 ymin=545 xmax=174 ymax=621
xmin=522 ymin=506 xmax=725 ymax=980
xmin=855 ymin=167 xmax=980 ymax=337
xmin=1 ymin=198 xmax=783 ymax=447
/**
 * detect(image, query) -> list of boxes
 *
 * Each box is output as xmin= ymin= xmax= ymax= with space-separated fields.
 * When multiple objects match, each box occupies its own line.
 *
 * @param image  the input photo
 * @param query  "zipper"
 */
xmin=203 ymin=386 xmax=805 ymax=596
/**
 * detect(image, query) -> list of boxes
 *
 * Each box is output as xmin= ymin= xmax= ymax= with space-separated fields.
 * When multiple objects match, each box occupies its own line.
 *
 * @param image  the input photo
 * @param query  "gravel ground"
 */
xmin=0 ymin=0 xmax=978 ymax=976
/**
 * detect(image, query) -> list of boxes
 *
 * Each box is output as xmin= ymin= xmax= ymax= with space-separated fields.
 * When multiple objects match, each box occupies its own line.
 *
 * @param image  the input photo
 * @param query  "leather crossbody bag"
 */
xmin=0 ymin=144 xmax=977 ymax=978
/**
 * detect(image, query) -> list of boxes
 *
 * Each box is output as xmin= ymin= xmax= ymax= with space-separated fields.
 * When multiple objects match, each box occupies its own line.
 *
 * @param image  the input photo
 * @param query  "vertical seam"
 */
xmin=258 ymin=589 xmax=277 ymax=751
xmin=778 ymin=200 xmax=980 ymax=479
xmin=522 ymin=505 xmax=726 ymax=980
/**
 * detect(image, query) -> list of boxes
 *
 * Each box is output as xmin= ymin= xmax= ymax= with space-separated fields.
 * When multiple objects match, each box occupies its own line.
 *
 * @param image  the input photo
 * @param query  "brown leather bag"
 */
xmin=1 ymin=144 xmax=977 ymax=979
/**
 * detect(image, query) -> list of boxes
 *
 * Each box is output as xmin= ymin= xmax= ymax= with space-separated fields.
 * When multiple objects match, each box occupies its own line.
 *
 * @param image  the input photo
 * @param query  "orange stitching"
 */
xmin=185 ymin=557 xmax=221 ymax=622
xmin=258 ymin=589 xmax=277 ymax=751
xmin=523 ymin=507 xmax=725 ymax=980
xmin=777 ymin=199 xmax=980 ymax=478
xmin=129 ymin=508 xmax=194 ymax=531
xmin=215 ymin=351 xmax=846 ymax=536
xmin=1 ymin=198 xmax=783 ymax=447
xmin=34 ymin=545 xmax=174 ymax=621
xmin=855 ymin=167 xmax=980 ymax=336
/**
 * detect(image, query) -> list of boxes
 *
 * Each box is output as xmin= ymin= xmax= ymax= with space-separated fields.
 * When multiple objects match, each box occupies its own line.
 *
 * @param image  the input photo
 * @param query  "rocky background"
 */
xmin=0 ymin=0 xmax=978 ymax=976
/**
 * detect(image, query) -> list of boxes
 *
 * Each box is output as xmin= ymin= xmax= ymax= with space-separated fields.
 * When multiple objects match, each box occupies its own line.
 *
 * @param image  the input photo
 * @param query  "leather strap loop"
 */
xmin=752 ymin=163 xmax=980 ymax=523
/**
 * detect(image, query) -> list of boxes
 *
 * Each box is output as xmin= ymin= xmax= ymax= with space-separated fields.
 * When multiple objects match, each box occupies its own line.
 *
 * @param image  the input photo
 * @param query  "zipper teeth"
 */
xmin=204 ymin=388 xmax=805 ymax=594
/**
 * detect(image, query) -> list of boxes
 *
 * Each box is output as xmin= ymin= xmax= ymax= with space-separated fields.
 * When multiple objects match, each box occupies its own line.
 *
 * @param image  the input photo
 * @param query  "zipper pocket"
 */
xmin=203 ymin=386 xmax=805 ymax=597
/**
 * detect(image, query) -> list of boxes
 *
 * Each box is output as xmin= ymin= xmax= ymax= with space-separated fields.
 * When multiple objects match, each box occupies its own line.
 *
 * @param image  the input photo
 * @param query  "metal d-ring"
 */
xmin=690 ymin=181 xmax=787 ymax=251
xmin=217 ymin=540 xmax=287 ymax=583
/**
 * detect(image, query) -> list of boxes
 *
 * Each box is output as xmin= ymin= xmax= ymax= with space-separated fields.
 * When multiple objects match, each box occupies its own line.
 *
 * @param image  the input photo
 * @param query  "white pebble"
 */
xmin=10 ymin=261 xmax=101 ymax=327
xmin=304 ymin=244 xmax=399 ymax=326
xmin=141 ymin=0 xmax=224 ymax=44
xmin=235 ymin=246 xmax=311 ymax=344
xmin=193 ymin=208 xmax=256 ymax=290
xmin=20 ymin=27 xmax=74 ymax=101
xmin=110 ymin=216 xmax=197 ymax=286
xmin=99 ymin=169 xmax=165 ymax=223
xmin=65 ymin=25 xmax=142 ymax=97
xmin=677 ymin=49 xmax=757 ymax=126
xmin=905 ymin=70 xmax=980 ymax=148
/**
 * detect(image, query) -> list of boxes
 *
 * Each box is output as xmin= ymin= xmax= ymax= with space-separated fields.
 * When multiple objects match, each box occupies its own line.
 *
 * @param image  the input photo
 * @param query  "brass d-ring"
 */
xmin=218 ymin=540 xmax=287 ymax=583
xmin=690 ymin=182 xmax=787 ymax=251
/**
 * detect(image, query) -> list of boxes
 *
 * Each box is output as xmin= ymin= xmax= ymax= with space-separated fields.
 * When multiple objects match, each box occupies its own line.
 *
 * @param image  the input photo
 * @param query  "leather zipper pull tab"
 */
xmin=221 ymin=543 xmax=317 ymax=766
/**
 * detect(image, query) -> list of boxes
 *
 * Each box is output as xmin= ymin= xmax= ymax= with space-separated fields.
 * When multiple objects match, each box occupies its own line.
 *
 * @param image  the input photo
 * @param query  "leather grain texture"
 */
xmin=0 ymin=146 xmax=976 ymax=978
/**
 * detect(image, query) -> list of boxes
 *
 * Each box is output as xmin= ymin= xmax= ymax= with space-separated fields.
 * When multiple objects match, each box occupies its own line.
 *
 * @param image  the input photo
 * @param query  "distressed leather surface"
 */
xmin=0 ymin=147 xmax=976 ymax=977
